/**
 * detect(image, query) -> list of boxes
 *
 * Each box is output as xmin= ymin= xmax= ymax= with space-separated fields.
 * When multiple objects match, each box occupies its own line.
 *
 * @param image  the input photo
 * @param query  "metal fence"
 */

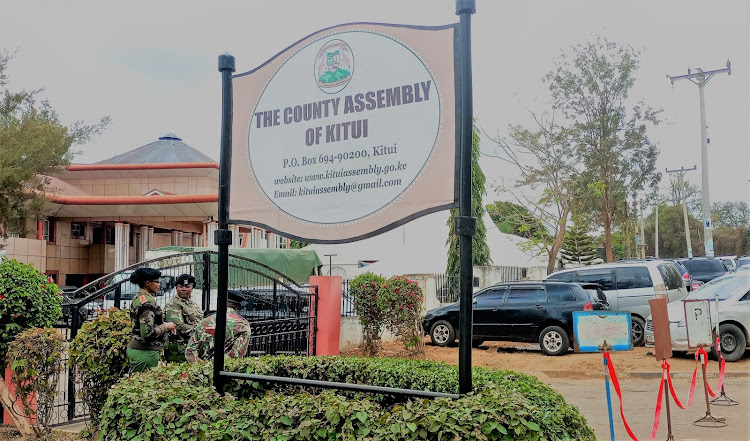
xmin=46 ymin=251 xmax=317 ymax=426
xmin=436 ymin=273 xmax=460 ymax=304
xmin=341 ymin=279 xmax=356 ymax=316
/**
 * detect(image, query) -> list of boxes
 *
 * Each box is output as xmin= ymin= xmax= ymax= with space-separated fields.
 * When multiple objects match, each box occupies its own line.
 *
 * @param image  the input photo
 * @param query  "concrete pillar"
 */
xmin=114 ymin=222 xmax=130 ymax=271
xmin=229 ymin=225 xmax=240 ymax=248
xmin=310 ymin=276 xmax=342 ymax=356
xmin=139 ymin=226 xmax=149 ymax=261
xmin=148 ymin=228 xmax=154 ymax=252
xmin=171 ymin=230 xmax=182 ymax=247
xmin=206 ymin=222 xmax=218 ymax=246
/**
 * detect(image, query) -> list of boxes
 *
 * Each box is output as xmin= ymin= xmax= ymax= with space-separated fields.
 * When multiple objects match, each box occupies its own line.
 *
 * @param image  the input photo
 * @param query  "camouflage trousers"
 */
xmin=126 ymin=347 xmax=160 ymax=372
xmin=164 ymin=342 xmax=187 ymax=363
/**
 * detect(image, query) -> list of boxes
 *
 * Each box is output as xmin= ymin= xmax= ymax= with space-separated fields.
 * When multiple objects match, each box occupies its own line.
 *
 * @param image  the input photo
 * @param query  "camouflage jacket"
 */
xmin=165 ymin=295 xmax=203 ymax=345
xmin=185 ymin=308 xmax=252 ymax=363
xmin=127 ymin=288 xmax=169 ymax=351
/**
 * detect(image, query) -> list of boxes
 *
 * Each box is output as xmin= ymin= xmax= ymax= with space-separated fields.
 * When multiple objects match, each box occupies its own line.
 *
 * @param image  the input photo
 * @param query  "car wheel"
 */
xmin=631 ymin=316 xmax=646 ymax=347
xmin=471 ymin=340 xmax=484 ymax=348
xmin=539 ymin=326 xmax=569 ymax=356
xmin=712 ymin=324 xmax=747 ymax=362
xmin=430 ymin=320 xmax=456 ymax=347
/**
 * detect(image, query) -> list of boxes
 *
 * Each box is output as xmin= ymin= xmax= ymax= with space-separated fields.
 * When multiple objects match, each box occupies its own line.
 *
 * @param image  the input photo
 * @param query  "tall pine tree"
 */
xmin=560 ymin=224 xmax=597 ymax=265
xmin=446 ymin=122 xmax=491 ymax=277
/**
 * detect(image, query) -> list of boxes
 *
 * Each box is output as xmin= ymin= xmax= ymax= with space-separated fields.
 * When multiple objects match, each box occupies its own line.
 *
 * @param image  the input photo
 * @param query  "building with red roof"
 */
xmin=1 ymin=134 xmax=288 ymax=286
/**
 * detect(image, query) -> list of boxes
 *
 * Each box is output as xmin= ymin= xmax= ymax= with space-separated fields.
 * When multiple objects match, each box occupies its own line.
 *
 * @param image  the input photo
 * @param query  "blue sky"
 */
xmin=2 ymin=0 xmax=748 ymax=207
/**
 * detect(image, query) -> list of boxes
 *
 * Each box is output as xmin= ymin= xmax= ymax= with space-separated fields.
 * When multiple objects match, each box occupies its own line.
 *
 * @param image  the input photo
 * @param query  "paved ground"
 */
xmin=360 ymin=339 xmax=750 ymax=441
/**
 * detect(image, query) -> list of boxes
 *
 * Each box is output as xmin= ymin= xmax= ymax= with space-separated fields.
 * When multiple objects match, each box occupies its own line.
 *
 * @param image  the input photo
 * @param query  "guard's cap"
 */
xmin=176 ymin=274 xmax=196 ymax=286
xmin=129 ymin=268 xmax=161 ymax=284
xmin=227 ymin=289 xmax=246 ymax=304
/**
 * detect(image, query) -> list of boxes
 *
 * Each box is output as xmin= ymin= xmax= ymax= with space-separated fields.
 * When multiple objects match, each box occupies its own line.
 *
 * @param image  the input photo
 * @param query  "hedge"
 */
xmin=97 ymin=356 xmax=594 ymax=441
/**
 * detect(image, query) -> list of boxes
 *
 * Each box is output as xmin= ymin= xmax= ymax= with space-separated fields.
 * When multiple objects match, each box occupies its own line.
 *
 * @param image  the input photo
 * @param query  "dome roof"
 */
xmin=96 ymin=133 xmax=216 ymax=165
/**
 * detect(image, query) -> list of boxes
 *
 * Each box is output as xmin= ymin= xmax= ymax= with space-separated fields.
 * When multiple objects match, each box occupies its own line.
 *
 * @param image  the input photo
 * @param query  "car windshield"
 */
xmin=680 ymin=259 xmax=725 ymax=274
xmin=682 ymin=274 xmax=750 ymax=301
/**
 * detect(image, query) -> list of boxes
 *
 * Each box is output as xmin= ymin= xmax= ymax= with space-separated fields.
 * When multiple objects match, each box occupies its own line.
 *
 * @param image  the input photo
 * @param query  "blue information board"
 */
xmin=573 ymin=311 xmax=632 ymax=352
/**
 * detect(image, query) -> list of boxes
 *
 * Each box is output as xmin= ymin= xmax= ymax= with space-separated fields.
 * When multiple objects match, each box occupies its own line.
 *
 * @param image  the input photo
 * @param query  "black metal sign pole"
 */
xmin=456 ymin=0 xmax=476 ymax=396
xmin=213 ymin=53 xmax=236 ymax=394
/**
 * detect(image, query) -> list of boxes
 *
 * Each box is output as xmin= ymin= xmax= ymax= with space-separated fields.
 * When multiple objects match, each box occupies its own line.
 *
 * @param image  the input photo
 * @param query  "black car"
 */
xmin=676 ymin=257 xmax=727 ymax=284
xmin=60 ymin=285 xmax=104 ymax=326
xmin=421 ymin=281 xmax=609 ymax=356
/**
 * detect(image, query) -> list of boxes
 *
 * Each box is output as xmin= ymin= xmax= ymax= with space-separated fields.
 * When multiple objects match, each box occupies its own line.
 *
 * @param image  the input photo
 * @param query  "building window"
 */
xmin=43 ymin=218 xmax=55 ymax=243
xmin=71 ymin=222 xmax=86 ymax=239
xmin=105 ymin=226 xmax=115 ymax=245
xmin=92 ymin=224 xmax=114 ymax=245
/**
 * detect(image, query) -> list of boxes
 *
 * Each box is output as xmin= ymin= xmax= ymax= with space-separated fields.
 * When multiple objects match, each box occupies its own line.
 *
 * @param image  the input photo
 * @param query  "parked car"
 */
xmin=645 ymin=271 xmax=750 ymax=361
xmin=676 ymin=258 xmax=727 ymax=284
xmin=546 ymin=260 xmax=687 ymax=346
xmin=422 ymin=281 xmax=609 ymax=356
xmin=736 ymin=256 xmax=750 ymax=270
xmin=664 ymin=259 xmax=699 ymax=291
xmin=60 ymin=285 xmax=103 ymax=326
xmin=717 ymin=255 xmax=738 ymax=272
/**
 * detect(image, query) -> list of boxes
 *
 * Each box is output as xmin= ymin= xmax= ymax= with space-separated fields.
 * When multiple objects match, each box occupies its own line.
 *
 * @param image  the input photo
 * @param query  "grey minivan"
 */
xmin=546 ymin=260 xmax=686 ymax=346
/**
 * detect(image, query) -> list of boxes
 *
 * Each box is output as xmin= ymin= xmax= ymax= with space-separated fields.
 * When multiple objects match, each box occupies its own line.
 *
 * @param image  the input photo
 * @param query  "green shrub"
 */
xmin=350 ymin=273 xmax=387 ymax=355
xmin=97 ymin=357 xmax=595 ymax=441
xmin=0 ymin=258 xmax=62 ymax=367
xmin=7 ymin=327 xmax=65 ymax=436
xmin=380 ymin=276 xmax=425 ymax=355
xmin=68 ymin=308 xmax=131 ymax=424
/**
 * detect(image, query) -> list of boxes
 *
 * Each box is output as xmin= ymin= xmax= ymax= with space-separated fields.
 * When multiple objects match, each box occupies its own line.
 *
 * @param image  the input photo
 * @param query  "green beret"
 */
xmin=129 ymin=268 xmax=161 ymax=284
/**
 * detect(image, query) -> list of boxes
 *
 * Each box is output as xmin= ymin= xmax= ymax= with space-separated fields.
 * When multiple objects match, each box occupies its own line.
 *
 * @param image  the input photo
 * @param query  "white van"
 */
xmin=546 ymin=260 xmax=686 ymax=346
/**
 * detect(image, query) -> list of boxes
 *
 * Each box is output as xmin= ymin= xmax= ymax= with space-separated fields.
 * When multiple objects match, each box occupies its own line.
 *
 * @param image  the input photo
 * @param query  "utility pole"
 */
xmin=654 ymin=204 xmax=659 ymax=258
xmin=666 ymin=166 xmax=697 ymax=258
xmin=667 ymin=61 xmax=731 ymax=257
xmin=639 ymin=199 xmax=645 ymax=258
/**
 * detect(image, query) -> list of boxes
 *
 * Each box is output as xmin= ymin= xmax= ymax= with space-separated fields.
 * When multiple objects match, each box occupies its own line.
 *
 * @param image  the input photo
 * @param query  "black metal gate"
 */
xmin=54 ymin=251 xmax=317 ymax=425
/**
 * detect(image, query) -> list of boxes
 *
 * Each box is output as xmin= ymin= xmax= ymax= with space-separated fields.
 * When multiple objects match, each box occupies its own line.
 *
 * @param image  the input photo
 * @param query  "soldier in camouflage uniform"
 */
xmin=185 ymin=290 xmax=252 ymax=362
xmin=126 ymin=268 xmax=176 ymax=372
xmin=164 ymin=274 xmax=203 ymax=363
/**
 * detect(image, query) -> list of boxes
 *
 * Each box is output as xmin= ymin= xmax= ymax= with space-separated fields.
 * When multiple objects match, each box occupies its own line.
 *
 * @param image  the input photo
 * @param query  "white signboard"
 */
xmin=230 ymin=23 xmax=458 ymax=243
xmin=683 ymin=299 xmax=713 ymax=349
xmin=573 ymin=311 xmax=632 ymax=352
xmin=248 ymin=33 xmax=440 ymax=224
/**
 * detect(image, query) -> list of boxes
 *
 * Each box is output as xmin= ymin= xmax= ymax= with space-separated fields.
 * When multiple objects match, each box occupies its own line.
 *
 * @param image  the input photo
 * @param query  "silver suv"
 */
xmin=546 ymin=260 xmax=687 ymax=346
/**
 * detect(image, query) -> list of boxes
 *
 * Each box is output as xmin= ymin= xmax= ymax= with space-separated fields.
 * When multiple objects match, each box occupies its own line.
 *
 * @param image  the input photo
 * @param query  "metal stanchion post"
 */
xmin=710 ymin=294 xmax=738 ymax=406
xmin=662 ymin=360 xmax=674 ymax=441
xmin=693 ymin=350 xmax=726 ymax=427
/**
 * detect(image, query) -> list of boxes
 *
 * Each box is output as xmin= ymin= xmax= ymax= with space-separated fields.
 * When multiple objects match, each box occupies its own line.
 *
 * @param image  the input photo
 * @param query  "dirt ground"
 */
xmin=343 ymin=339 xmax=750 ymax=441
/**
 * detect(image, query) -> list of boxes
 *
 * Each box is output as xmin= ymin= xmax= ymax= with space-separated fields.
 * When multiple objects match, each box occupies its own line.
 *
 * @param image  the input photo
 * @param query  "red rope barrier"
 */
xmin=603 ymin=352 xmax=664 ymax=441
xmin=663 ymin=358 xmax=697 ymax=409
xmin=695 ymin=347 xmax=726 ymax=397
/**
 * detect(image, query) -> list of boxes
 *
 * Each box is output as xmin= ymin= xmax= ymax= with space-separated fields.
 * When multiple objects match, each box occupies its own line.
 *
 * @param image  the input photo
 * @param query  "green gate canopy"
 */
xmin=151 ymin=247 xmax=322 ymax=284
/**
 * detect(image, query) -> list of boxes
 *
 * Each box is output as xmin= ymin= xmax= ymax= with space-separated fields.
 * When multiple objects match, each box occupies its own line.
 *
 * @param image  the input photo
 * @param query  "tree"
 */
xmin=446 ymin=122 xmax=491 ymax=277
xmin=486 ymin=200 xmax=547 ymax=239
xmin=643 ymin=204 xmax=704 ymax=258
xmin=484 ymin=111 xmax=579 ymax=274
xmin=712 ymin=201 xmax=749 ymax=229
xmin=560 ymin=224 xmax=597 ymax=265
xmin=546 ymin=37 xmax=662 ymax=262
xmin=669 ymin=179 xmax=701 ymax=216
xmin=711 ymin=201 xmax=750 ymax=256
xmin=0 ymin=50 xmax=109 ymax=237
